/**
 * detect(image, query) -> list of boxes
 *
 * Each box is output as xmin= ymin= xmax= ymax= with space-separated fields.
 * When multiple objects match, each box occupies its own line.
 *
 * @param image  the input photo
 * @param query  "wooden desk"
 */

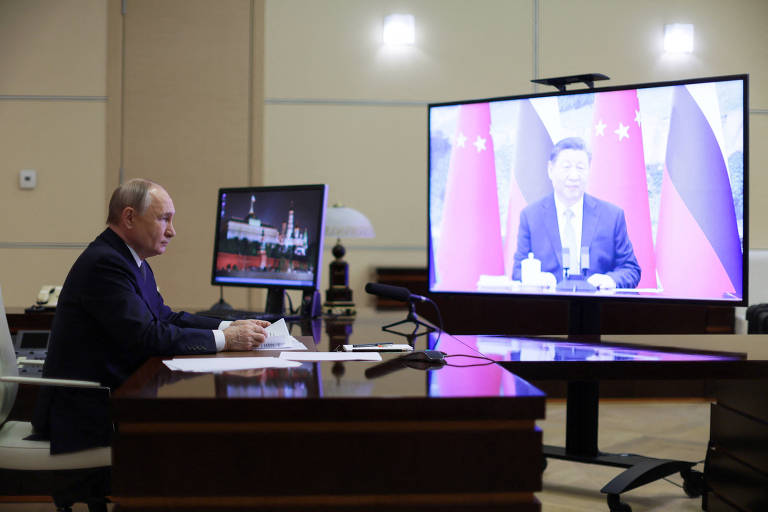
xmin=111 ymin=314 xmax=546 ymax=511
xmin=5 ymin=307 xmax=55 ymax=334
xmin=707 ymin=379 xmax=768 ymax=511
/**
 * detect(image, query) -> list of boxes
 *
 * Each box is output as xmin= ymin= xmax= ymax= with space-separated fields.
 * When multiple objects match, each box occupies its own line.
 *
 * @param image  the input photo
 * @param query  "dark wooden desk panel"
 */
xmin=5 ymin=307 xmax=54 ymax=334
xmin=707 ymin=379 xmax=768 ymax=512
xmin=111 ymin=316 xmax=545 ymax=511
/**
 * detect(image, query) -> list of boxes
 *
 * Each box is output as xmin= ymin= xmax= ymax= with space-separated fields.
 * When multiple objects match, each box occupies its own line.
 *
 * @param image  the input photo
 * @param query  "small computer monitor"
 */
xmin=211 ymin=184 xmax=328 ymax=314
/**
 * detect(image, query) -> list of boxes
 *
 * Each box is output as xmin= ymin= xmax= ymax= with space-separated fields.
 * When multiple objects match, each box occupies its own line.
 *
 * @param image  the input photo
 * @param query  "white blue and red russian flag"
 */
xmin=656 ymin=84 xmax=742 ymax=299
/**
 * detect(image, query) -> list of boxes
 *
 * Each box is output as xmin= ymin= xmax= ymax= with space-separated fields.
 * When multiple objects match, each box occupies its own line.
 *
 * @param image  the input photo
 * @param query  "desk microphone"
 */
xmin=365 ymin=283 xmax=428 ymax=303
xmin=364 ymin=351 xmax=446 ymax=380
xmin=580 ymin=246 xmax=590 ymax=276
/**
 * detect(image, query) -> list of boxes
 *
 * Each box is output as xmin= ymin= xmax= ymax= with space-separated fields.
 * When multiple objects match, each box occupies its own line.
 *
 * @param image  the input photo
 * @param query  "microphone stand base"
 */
xmin=381 ymin=302 xmax=437 ymax=345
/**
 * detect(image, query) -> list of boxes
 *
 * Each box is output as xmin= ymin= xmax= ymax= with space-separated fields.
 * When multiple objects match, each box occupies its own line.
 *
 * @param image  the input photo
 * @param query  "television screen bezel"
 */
xmin=427 ymin=74 xmax=749 ymax=307
xmin=210 ymin=184 xmax=328 ymax=292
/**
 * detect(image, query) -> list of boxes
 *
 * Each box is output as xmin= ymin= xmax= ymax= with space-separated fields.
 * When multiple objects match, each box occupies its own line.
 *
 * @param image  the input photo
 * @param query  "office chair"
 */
xmin=0 ymin=287 xmax=111 ymax=512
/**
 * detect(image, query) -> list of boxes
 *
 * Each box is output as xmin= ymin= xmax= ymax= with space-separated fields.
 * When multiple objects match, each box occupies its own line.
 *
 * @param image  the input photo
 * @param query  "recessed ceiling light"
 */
xmin=664 ymin=23 xmax=694 ymax=54
xmin=383 ymin=14 xmax=415 ymax=46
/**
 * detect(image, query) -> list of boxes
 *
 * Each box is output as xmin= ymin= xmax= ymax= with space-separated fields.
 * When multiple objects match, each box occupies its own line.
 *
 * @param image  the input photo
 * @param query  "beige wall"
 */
xmin=0 ymin=0 xmax=107 ymax=307
xmin=264 ymin=0 xmax=768 ymax=306
xmin=1 ymin=0 xmax=766 ymax=309
xmin=116 ymin=0 xmax=265 ymax=310
xmin=1 ymin=0 xmax=266 ymax=309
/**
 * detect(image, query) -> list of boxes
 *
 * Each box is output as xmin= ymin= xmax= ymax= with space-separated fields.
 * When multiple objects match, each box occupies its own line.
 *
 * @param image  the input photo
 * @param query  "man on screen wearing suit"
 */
xmin=512 ymin=137 xmax=641 ymax=289
xmin=33 ymin=178 xmax=269 ymax=454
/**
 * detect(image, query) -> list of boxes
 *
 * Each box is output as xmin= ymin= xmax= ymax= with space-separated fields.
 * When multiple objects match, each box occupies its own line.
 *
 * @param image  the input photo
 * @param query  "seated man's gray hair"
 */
xmin=106 ymin=178 xmax=159 ymax=225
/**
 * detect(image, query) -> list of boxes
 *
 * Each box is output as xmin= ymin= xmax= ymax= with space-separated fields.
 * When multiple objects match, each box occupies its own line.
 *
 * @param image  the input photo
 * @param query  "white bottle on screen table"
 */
xmin=521 ymin=252 xmax=541 ymax=286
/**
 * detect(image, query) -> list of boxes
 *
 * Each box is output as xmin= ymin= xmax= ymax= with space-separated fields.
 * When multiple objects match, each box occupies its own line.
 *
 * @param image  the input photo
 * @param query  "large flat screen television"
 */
xmin=210 ymin=184 xmax=328 ymax=316
xmin=428 ymin=75 xmax=748 ymax=316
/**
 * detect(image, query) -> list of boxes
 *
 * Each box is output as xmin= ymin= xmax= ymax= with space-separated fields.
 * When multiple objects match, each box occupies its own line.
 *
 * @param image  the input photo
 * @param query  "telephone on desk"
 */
xmin=26 ymin=285 xmax=62 ymax=312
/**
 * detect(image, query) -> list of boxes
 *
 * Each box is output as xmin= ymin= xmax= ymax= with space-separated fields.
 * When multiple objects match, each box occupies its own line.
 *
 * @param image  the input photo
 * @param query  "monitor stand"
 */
xmin=202 ymin=288 xmax=320 ymax=321
xmin=265 ymin=288 xmax=322 ymax=319
xmin=264 ymin=288 xmax=286 ymax=316
xmin=208 ymin=286 xmax=233 ymax=312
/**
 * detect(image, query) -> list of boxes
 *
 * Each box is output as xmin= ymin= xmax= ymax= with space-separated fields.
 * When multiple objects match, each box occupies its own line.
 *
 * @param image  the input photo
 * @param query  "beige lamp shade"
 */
xmin=325 ymin=205 xmax=375 ymax=239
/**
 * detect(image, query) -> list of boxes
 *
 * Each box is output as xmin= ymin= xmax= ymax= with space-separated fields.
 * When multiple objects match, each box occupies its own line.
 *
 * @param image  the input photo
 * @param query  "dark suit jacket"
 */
xmin=512 ymin=193 xmax=641 ymax=289
xmin=33 ymin=228 xmax=220 ymax=454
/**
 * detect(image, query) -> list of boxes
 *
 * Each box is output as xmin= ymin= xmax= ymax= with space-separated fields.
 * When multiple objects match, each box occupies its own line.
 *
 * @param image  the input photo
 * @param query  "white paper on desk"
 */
xmin=164 ymin=356 xmax=301 ymax=373
xmin=279 ymin=352 xmax=382 ymax=362
xmin=253 ymin=318 xmax=307 ymax=351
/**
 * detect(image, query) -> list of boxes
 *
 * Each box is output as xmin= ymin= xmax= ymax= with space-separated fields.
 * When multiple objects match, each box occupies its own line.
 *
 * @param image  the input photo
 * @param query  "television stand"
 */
xmin=544 ymin=302 xmax=706 ymax=511
xmin=568 ymin=300 xmax=601 ymax=341
xmin=544 ymin=377 xmax=704 ymax=512
xmin=531 ymin=72 xmax=609 ymax=92
xmin=538 ymin=301 xmax=707 ymax=511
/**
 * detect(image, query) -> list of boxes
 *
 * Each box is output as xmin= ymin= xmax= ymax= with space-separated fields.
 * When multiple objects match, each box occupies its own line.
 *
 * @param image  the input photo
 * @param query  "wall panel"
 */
xmin=0 ymin=0 xmax=107 ymax=307
xmin=0 ymin=102 xmax=106 ymax=242
xmin=0 ymin=0 xmax=107 ymax=96
xmin=0 ymin=249 xmax=85 ymax=310
xmin=265 ymin=0 xmax=534 ymax=102
xmin=264 ymin=103 xmax=428 ymax=303
xmin=749 ymin=114 xmax=768 ymax=248
xmin=120 ymin=0 xmax=264 ymax=309
xmin=539 ymin=0 xmax=767 ymax=107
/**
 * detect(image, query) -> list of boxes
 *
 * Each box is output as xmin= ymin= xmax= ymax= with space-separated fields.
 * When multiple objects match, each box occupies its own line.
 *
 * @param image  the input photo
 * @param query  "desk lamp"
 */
xmin=323 ymin=204 xmax=375 ymax=316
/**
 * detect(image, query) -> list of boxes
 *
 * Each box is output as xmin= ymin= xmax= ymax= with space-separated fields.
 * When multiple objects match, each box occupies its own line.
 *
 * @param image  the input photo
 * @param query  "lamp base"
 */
xmin=323 ymin=301 xmax=356 ymax=317
xmin=326 ymin=284 xmax=353 ymax=303
xmin=325 ymin=238 xmax=354 ymax=315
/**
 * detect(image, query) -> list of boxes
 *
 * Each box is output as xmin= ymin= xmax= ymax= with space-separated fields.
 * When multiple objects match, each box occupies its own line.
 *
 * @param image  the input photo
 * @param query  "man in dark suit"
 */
xmin=33 ymin=179 xmax=269 ymax=454
xmin=512 ymin=137 xmax=641 ymax=289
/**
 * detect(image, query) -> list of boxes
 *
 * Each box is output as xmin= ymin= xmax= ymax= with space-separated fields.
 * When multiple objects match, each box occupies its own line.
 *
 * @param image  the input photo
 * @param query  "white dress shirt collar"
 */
xmin=553 ymin=194 xmax=584 ymax=221
xmin=126 ymin=244 xmax=143 ymax=269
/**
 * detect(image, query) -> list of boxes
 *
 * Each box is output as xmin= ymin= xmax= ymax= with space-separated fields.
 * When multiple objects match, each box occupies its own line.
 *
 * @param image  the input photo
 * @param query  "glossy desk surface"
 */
xmin=446 ymin=334 xmax=763 ymax=381
xmin=114 ymin=311 xmax=764 ymax=407
xmin=113 ymin=313 xmax=546 ymax=423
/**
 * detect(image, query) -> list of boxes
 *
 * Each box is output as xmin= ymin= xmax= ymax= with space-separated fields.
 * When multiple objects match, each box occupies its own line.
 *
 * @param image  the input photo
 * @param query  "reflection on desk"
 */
xmin=449 ymin=334 xmax=751 ymax=382
xmin=472 ymin=335 xmax=742 ymax=362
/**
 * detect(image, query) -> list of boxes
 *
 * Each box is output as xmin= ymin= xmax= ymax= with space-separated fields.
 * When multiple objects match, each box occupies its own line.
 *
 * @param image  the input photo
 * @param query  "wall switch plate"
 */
xmin=20 ymin=169 xmax=37 ymax=189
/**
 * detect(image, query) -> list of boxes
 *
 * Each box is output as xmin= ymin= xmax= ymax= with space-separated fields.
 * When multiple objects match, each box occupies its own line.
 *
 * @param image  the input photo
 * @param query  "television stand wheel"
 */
xmin=607 ymin=493 xmax=632 ymax=512
xmin=681 ymin=468 xmax=705 ymax=498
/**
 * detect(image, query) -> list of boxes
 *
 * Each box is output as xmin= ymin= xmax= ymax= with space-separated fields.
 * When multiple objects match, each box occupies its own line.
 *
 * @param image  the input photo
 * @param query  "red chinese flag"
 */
xmin=588 ymin=90 xmax=657 ymax=288
xmin=435 ymin=103 xmax=504 ymax=291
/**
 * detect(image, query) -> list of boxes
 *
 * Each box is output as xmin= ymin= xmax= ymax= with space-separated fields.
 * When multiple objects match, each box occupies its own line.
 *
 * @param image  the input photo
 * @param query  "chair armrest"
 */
xmin=17 ymin=357 xmax=45 ymax=366
xmin=0 ymin=375 xmax=104 ymax=389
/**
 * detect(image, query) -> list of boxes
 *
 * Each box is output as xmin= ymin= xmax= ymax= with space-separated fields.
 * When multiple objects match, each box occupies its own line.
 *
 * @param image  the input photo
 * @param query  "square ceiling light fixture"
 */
xmin=383 ymin=14 xmax=415 ymax=46
xmin=664 ymin=23 xmax=694 ymax=54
